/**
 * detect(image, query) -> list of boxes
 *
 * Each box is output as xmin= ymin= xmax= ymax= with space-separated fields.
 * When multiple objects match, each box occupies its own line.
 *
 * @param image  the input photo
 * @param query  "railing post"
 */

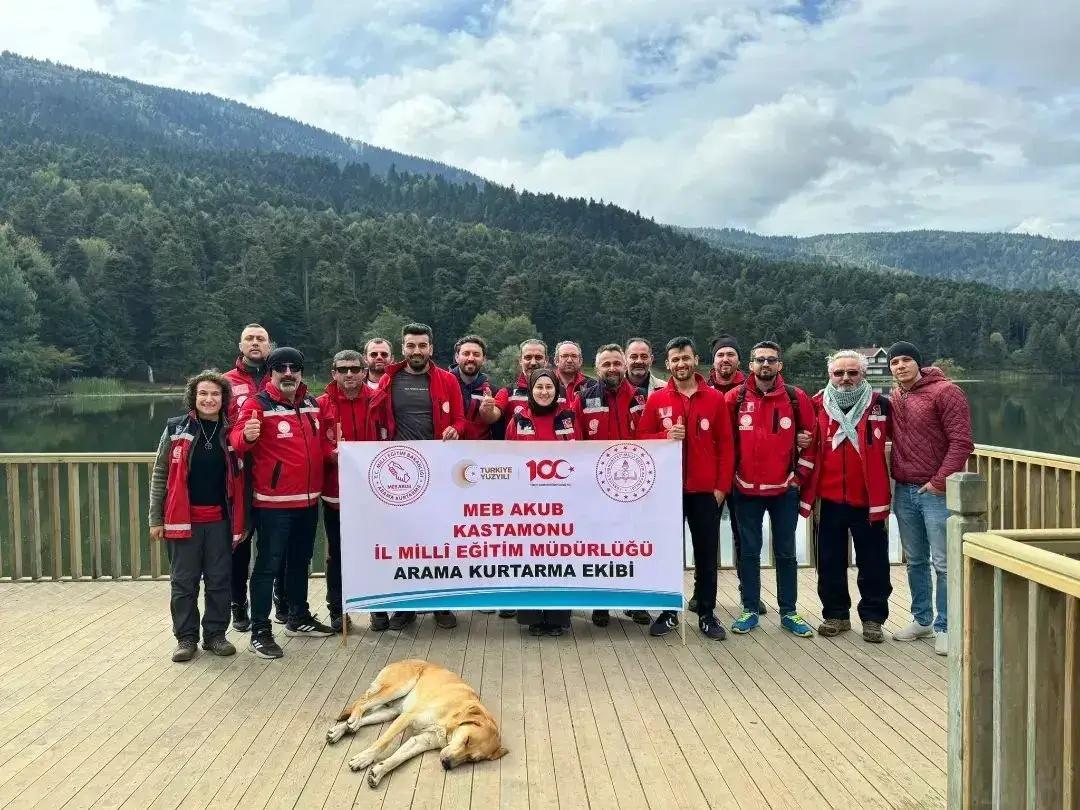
xmin=946 ymin=471 xmax=988 ymax=809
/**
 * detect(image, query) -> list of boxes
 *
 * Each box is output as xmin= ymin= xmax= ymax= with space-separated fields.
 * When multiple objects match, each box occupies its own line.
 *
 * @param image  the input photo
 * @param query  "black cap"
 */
xmin=710 ymin=335 xmax=741 ymax=358
xmin=887 ymin=341 xmax=922 ymax=368
xmin=266 ymin=346 xmax=305 ymax=371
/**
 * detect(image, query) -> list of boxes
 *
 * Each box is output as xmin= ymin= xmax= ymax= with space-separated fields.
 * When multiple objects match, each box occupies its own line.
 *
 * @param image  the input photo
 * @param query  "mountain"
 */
xmin=2 ymin=55 xmax=1080 ymax=393
xmin=0 ymin=51 xmax=484 ymax=187
xmin=685 ymin=227 xmax=1080 ymax=293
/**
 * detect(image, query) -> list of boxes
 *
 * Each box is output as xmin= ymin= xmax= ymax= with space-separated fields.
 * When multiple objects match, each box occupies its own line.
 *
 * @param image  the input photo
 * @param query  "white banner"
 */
xmin=339 ymin=440 xmax=684 ymax=613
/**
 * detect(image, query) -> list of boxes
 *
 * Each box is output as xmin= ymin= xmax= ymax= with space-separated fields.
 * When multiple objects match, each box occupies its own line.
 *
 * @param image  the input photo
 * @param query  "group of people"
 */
xmin=148 ymin=322 xmax=973 ymax=663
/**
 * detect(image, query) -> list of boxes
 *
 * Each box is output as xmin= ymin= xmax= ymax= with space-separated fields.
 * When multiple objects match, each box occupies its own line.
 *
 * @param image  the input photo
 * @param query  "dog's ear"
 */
xmin=491 ymin=746 xmax=509 ymax=760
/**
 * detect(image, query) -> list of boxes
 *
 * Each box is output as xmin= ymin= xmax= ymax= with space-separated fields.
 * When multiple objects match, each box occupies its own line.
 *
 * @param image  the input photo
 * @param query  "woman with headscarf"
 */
xmin=505 ymin=367 xmax=579 ymax=636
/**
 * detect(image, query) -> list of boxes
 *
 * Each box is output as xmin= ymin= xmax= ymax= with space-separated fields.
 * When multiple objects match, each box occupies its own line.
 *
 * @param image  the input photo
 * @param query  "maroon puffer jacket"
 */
xmin=889 ymin=367 xmax=974 ymax=491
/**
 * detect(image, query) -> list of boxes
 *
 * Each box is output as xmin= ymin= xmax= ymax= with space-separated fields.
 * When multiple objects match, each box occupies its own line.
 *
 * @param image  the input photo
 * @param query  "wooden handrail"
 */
xmin=963 ymin=531 xmax=1080 ymax=599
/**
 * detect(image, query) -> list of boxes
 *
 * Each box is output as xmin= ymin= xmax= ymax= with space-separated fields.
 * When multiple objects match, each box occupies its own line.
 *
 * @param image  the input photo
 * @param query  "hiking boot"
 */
xmin=731 ymin=610 xmax=759 ymax=634
xmin=369 ymin=612 xmax=390 ymax=631
xmin=893 ymin=621 xmax=934 ymax=642
xmin=649 ymin=611 xmax=678 ymax=637
xmin=698 ymin=614 xmax=727 ymax=640
xmin=591 ymin=610 xmax=611 ymax=627
xmin=434 ymin=611 xmax=457 ymax=629
xmin=284 ymin=614 xmax=334 ymax=637
xmin=498 ymin=610 xmax=517 ymax=618
xmin=818 ymin=618 xmax=851 ymax=637
xmin=862 ymin=621 xmax=884 ymax=643
xmin=202 ymin=637 xmax=237 ymax=656
xmin=231 ymin=602 xmax=251 ymax=632
xmin=172 ymin=639 xmax=197 ymax=662
xmin=624 ymin=610 xmax=652 ymax=625
xmin=388 ymin=612 xmax=416 ymax=631
xmin=249 ymin=631 xmax=283 ymax=659
xmin=781 ymin=613 xmax=815 ymax=638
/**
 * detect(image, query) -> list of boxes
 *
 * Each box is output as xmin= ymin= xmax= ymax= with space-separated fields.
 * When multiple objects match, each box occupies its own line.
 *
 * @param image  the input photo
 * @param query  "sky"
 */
xmin=5 ymin=0 xmax=1080 ymax=238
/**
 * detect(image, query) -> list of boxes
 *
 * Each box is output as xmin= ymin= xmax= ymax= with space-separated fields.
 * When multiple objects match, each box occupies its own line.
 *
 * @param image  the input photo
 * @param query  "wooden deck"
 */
xmin=0 ymin=569 xmax=946 ymax=810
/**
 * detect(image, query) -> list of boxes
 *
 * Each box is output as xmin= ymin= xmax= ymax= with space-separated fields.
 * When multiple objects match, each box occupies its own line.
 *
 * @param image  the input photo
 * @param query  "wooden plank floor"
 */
xmin=0 ymin=569 xmax=946 ymax=810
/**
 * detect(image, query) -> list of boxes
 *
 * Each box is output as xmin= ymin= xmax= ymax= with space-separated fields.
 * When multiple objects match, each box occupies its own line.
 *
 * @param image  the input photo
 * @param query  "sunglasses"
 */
xmin=831 ymin=369 xmax=861 ymax=378
xmin=272 ymin=363 xmax=302 ymax=374
xmin=335 ymin=366 xmax=364 ymax=375
xmin=752 ymin=357 xmax=780 ymax=365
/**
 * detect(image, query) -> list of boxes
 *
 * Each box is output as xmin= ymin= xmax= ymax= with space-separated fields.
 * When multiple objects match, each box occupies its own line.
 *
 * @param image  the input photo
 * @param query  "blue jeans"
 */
xmin=892 ymin=483 xmax=948 ymax=632
xmin=732 ymin=487 xmax=800 ymax=616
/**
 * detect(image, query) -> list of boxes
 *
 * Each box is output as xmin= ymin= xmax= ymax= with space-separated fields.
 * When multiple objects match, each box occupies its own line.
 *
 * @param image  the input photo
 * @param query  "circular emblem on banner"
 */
xmin=369 ymin=446 xmax=431 ymax=506
xmin=779 ymin=416 xmax=792 ymax=430
xmin=451 ymin=459 xmax=481 ymax=488
xmin=595 ymin=443 xmax=657 ymax=503
xmin=740 ymin=414 xmax=752 ymax=426
xmin=700 ymin=418 xmax=710 ymax=431
xmin=663 ymin=417 xmax=673 ymax=429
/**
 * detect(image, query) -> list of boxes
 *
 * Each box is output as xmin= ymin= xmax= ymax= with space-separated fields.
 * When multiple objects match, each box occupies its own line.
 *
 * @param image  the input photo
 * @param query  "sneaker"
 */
xmin=757 ymin=601 xmax=769 ymax=615
xmin=591 ymin=610 xmax=611 ymax=627
xmin=330 ymin=614 xmax=352 ymax=634
xmin=893 ymin=621 xmax=934 ymax=642
xmin=498 ymin=610 xmax=517 ymax=618
xmin=231 ymin=603 xmax=251 ymax=632
xmin=862 ymin=621 xmax=884 ymax=643
xmin=528 ymin=623 xmax=546 ymax=636
xmin=202 ymin=637 xmax=237 ymax=656
xmin=649 ymin=611 xmax=678 ymax=637
xmin=624 ymin=610 xmax=652 ymax=625
xmin=172 ymin=639 xmax=197 ymax=662
xmin=687 ymin=595 xmax=699 ymax=613
xmin=249 ymin=632 xmax=283 ymax=659
xmin=934 ymin=631 xmax=948 ymax=656
xmin=546 ymin=624 xmax=564 ymax=637
xmin=284 ymin=614 xmax=334 ymax=637
xmin=369 ymin=612 xmax=389 ymax=631
xmin=730 ymin=610 xmax=759 ymax=634
xmin=273 ymin=606 xmax=288 ymax=625
xmin=434 ymin=611 xmax=457 ymax=629
xmin=781 ymin=613 xmax=815 ymax=638
xmin=698 ymin=614 xmax=727 ymax=640
xmin=818 ymin=618 xmax=851 ymax=637
xmin=388 ymin=611 xmax=416 ymax=631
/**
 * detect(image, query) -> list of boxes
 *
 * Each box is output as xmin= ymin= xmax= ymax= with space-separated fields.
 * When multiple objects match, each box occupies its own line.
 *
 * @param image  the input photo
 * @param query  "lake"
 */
xmin=0 ymin=373 xmax=1073 ymax=580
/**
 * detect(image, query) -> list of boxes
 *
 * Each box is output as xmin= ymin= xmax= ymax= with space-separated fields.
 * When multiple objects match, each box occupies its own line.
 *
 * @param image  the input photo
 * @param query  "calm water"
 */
xmin=0 ymin=374 xmax=1074 ymax=579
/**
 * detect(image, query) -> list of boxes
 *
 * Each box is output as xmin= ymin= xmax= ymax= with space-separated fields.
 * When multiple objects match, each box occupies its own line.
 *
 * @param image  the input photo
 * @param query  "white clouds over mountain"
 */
xmin=4 ymin=0 xmax=1079 ymax=237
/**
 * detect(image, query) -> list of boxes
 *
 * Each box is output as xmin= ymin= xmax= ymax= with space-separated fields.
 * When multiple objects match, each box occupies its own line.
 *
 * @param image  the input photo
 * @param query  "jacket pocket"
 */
xmin=270 ymin=461 xmax=283 ymax=490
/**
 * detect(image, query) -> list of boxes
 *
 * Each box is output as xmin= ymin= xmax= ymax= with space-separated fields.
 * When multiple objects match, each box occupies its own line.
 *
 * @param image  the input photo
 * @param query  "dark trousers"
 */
xmin=323 ymin=503 xmax=343 ymax=618
xmin=732 ymin=488 xmax=800 ymax=615
xmin=723 ymin=497 xmax=742 ymax=578
xmin=517 ymin=610 xmax=571 ymax=627
xmin=816 ymin=499 xmax=892 ymax=623
xmin=167 ymin=520 xmax=232 ymax=642
xmin=685 ymin=492 xmax=721 ymax=616
xmin=249 ymin=505 xmax=319 ymax=635
xmin=231 ymin=533 xmax=286 ymax=609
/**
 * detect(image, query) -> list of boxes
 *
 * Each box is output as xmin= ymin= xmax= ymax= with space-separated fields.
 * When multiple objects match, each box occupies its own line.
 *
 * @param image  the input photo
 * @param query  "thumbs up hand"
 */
xmin=243 ymin=410 xmax=262 ymax=442
xmin=668 ymin=415 xmax=686 ymax=441
xmin=479 ymin=392 xmax=496 ymax=416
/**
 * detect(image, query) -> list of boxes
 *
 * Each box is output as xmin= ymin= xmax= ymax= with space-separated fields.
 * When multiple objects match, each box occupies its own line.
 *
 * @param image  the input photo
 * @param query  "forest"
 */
xmin=1 ymin=55 xmax=1079 ymax=393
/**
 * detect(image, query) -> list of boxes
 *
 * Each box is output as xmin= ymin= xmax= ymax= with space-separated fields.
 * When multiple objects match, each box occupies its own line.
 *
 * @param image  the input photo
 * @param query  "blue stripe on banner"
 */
xmin=344 ymin=587 xmax=684 ymax=612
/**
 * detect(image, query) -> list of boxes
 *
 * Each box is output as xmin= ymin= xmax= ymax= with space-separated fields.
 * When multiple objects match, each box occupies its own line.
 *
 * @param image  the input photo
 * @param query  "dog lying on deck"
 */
xmin=325 ymin=658 xmax=507 ymax=788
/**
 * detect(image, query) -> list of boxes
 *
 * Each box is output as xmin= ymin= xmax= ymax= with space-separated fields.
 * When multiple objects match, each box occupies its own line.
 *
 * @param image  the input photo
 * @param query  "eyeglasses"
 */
xmin=367 ymin=352 xmax=390 ymax=358
xmin=831 ymin=369 xmax=861 ymax=378
xmin=272 ymin=363 xmax=302 ymax=374
xmin=752 ymin=357 xmax=780 ymax=365
xmin=335 ymin=366 xmax=364 ymax=375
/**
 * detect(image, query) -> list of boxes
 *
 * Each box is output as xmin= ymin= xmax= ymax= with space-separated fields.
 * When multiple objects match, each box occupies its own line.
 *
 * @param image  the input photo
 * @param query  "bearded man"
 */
xmin=798 ymin=350 xmax=893 ymax=643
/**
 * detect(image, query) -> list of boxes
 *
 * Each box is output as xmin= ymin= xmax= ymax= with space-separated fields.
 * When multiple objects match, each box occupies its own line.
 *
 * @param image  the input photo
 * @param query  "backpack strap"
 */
xmin=784 ymin=384 xmax=800 ymax=433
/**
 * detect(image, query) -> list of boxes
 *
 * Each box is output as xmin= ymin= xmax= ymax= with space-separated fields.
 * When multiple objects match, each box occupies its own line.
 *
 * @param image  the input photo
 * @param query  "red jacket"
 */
xmin=365 ymin=361 xmax=466 ymax=441
xmin=162 ymin=413 xmax=245 ymax=544
xmin=708 ymin=369 xmax=745 ymax=394
xmin=505 ymin=407 xmax=579 ymax=441
xmin=230 ymin=381 xmax=336 ymax=509
xmin=638 ymin=375 xmax=735 ymax=494
xmin=494 ymin=374 xmax=568 ymax=421
xmin=799 ymin=392 xmax=892 ymax=520
xmin=725 ymin=376 xmax=818 ymax=495
xmin=890 ymin=367 xmax=974 ymax=492
xmin=574 ymin=379 xmax=645 ymax=440
xmin=317 ymin=381 xmax=369 ymax=509
xmin=222 ymin=356 xmax=268 ymax=424
xmin=452 ymin=368 xmax=495 ymax=440
xmin=559 ymin=371 xmax=592 ymax=406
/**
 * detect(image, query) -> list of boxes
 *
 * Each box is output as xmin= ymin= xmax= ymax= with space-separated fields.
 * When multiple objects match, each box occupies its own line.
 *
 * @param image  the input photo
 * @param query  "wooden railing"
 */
xmin=3 ymin=443 xmax=1080 ymax=581
xmin=946 ymin=472 xmax=1080 ymax=809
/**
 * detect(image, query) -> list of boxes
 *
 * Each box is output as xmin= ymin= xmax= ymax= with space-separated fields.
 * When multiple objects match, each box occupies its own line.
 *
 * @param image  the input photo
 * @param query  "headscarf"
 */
xmin=527 ymin=368 xmax=561 ymax=416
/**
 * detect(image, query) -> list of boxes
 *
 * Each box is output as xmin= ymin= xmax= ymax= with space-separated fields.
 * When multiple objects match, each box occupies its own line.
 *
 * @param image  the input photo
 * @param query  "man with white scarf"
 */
xmin=798 ymin=350 xmax=894 ymax=643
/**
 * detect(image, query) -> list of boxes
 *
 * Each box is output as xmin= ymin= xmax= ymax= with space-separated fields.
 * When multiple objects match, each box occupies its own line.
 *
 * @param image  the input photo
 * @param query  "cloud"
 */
xmin=3 ymin=0 xmax=1080 ymax=237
